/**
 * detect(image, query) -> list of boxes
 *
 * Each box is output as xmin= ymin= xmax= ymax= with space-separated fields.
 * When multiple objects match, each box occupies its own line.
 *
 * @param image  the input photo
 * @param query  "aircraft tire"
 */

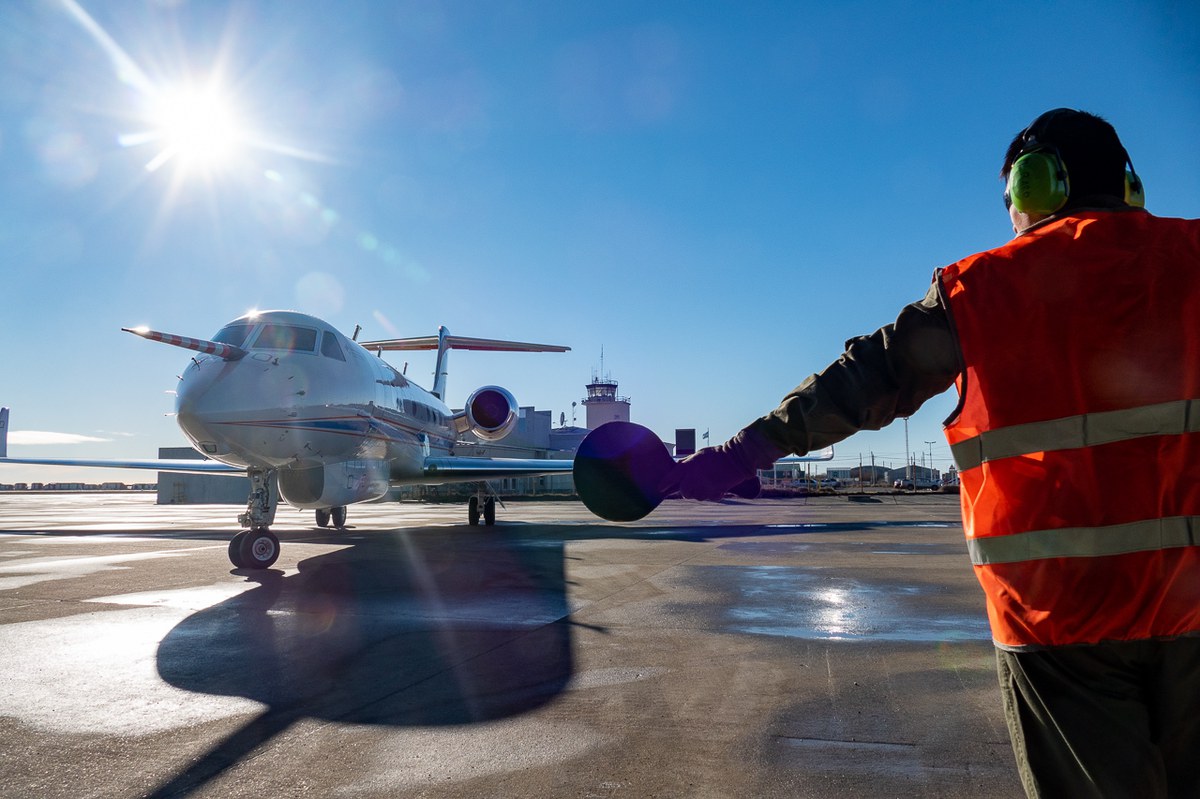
xmin=315 ymin=508 xmax=331 ymax=528
xmin=228 ymin=531 xmax=249 ymax=568
xmin=483 ymin=497 xmax=496 ymax=526
xmin=468 ymin=496 xmax=480 ymax=526
xmin=239 ymin=528 xmax=280 ymax=569
xmin=331 ymin=506 xmax=347 ymax=528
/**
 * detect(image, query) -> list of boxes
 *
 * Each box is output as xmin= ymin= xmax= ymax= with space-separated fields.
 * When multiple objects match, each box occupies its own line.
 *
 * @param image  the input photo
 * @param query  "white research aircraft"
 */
xmin=0 ymin=310 xmax=577 ymax=568
xmin=0 ymin=310 xmax=833 ymax=571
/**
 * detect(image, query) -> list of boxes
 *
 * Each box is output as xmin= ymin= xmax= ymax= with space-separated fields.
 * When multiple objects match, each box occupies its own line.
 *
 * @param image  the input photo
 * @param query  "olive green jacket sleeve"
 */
xmin=742 ymin=278 xmax=962 ymax=461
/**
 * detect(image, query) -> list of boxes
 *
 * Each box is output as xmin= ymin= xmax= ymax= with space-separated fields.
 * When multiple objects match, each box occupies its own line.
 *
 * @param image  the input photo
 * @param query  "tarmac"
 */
xmin=0 ymin=491 xmax=1024 ymax=798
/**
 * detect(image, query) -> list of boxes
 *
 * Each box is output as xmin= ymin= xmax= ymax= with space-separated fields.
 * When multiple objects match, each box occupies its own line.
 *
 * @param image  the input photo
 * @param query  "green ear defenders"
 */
xmin=1124 ymin=165 xmax=1145 ymax=208
xmin=1004 ymin=108 xmax=1145 ymax=214
xmin=1005 ymin=146 xmax=1070 ymax=214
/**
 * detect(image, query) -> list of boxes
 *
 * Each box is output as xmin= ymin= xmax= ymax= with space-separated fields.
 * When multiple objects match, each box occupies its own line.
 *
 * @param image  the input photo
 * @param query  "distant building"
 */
xmin=549 ymin=425 xmax=588 ymax=453
xmin=582 ymin=368 xmax=630 ymax=429
xmin=156 ymin=447 xmax=251 ymax=505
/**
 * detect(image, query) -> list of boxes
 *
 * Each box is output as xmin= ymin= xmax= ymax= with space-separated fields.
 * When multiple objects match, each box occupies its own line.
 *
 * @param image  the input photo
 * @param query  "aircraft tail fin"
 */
xmin=358 ymin=328 xmax=570 ymax=400
xmin=433 ymin=326 xmax=451 ymax=400
xmin=122 ymin=327 xmax=247 ymax=361
xmin=0 ymin=407 xmax=8 ymax=458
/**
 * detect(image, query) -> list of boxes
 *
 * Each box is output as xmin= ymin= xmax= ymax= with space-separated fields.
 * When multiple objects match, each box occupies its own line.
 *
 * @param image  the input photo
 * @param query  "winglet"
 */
xmin=0 ymin=407 xmax=8 ymax=458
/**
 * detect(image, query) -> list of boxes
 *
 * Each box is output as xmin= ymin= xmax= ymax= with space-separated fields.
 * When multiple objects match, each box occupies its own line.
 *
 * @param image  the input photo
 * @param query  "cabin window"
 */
xmin=212 ymin=324 xmax=254 ymax=348
xmin=320 ymin=332 xmax=346 ymax=361
xmin=251 ymin=324 xmax=318 ymax=352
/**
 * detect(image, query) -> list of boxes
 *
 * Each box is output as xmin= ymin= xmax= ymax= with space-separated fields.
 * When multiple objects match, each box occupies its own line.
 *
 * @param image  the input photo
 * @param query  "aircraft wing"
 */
xmin=422 ymin=443 xmax=833 ymax=482
xmin=423 ymin=456 xmax=573 ymax=481
xmin=0 ymin=408 xmax=243 ymax=475
xmin=0 ymin=455 xmax=245 ymax=475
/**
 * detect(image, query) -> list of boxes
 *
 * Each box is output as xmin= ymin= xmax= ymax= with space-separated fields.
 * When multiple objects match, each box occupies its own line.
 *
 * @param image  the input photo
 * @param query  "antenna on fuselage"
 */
xmin=353 ymin=324 xmax=361 ymax=342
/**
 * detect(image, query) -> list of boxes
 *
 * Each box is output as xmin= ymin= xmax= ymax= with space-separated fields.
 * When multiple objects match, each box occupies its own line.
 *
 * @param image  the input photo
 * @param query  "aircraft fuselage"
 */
xmin=175 ymin=311 xmax=461 ymax=507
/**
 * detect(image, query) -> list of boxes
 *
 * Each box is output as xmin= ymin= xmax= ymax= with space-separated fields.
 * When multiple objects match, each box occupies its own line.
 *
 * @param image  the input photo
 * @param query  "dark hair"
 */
xmin=1000 ymin=109 xmax=1128 ymax=202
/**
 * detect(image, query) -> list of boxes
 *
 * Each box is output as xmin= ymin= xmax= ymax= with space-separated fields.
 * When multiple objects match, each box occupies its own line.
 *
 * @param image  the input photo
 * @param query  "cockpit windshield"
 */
xmin=251 ymin=324 xmax=319 ymax=352
xmin=212 ymin=324 xmax=255 ymax=348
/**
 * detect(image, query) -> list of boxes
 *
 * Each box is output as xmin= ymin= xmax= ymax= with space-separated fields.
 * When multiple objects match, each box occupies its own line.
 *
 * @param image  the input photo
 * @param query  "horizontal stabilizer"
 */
xmin=123 ymin=327 xmax=247 ymax=361
xmin=361 ymin=334 xmax=569 ymax=353
xmin=363 ymin=326 xmax=569 ymax=400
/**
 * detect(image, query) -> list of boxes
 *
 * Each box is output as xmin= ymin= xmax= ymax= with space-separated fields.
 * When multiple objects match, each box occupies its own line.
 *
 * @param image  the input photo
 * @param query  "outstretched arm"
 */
xmin=672 ymin=279 xmax=961 ymax=501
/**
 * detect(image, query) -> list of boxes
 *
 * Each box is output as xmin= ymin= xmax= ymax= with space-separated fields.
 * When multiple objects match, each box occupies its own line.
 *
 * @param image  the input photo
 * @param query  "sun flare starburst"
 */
xmin=145 ymin=85 xmax=243 ymax=172
xmin=118 ymin=82 xmax=248 ymax=175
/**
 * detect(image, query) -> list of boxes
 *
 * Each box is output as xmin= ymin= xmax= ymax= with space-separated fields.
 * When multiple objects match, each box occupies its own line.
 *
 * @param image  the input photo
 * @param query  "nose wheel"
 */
xmin=228 ymin=528 xmax=280 ymax=569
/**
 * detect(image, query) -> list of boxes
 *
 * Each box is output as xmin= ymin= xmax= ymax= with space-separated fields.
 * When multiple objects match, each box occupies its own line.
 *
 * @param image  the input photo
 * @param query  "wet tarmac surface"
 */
xmin=0 ymin=492 xmax=1023 ymax=798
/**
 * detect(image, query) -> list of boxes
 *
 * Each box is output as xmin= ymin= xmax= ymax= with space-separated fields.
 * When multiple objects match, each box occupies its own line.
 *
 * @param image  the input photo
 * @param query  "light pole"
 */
xmin=925 ymin=440 xmax=936 ymax=480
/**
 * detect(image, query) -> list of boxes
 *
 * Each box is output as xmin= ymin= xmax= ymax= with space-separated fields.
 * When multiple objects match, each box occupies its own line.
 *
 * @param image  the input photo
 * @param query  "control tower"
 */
xmin=582 ymin=353 xmax=630 ymax=429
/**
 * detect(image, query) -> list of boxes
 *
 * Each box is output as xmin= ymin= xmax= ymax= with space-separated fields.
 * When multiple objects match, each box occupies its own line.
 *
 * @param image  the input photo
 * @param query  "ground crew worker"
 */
xmin=669 ymin=108 xmax=1200 ymax=798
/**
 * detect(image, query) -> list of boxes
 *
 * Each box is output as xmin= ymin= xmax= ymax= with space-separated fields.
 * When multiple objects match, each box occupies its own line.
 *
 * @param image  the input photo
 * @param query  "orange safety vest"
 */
xmin=940 ymin=210 xmax=1200 ymax=649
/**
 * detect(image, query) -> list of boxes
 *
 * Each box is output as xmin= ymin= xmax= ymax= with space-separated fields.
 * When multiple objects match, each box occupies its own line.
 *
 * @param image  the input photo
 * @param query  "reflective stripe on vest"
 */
xmin=951 ymin=398 xmax=1200 ymax=472
xmin=967 ymin=515 xmax=1200 ymax=565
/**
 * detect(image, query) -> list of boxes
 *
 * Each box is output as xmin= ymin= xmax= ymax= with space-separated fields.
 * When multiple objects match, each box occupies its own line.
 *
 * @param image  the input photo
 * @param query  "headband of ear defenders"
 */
xmin=1004 ymin=109 xmax=1144 ymax=213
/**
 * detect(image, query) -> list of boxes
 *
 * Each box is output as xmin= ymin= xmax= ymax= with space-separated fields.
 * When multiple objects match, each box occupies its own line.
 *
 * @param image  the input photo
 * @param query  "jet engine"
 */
xmin=453 ymin=385 xmax=519 ymax=442
xmin=277 ymin=459 xmax=390 ymax=509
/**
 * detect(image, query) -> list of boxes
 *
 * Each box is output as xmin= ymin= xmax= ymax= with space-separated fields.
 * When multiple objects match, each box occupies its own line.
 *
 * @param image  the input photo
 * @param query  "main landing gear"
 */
xmin=314 ymin=506 xmax=348 ymax=528
xmin=468 ymin=490 xmax=498 ymax=526
xmin=231 ymin=468 xmax=280 ymax=570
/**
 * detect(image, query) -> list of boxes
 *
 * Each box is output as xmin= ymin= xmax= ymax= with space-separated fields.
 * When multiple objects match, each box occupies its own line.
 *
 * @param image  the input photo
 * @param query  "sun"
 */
xmin=148 ymin=86 xmax=242 ymax=171
xmin=119 ymin=79 xmax=250 ymax=176
xmin=136 ymin=83 xmax=246 ymax=174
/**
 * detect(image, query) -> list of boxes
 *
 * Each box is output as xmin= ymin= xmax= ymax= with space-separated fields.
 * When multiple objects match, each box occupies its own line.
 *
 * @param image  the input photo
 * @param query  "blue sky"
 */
xmin=2 ymin=0 xmax=1198 ymax=484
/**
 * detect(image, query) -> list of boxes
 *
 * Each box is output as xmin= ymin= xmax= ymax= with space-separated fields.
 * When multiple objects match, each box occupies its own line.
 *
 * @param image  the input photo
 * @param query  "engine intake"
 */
xmin=453 ymin=385 xmax=519 ymax=441
xmin=277 ymin=460 xmax=390 ymax=509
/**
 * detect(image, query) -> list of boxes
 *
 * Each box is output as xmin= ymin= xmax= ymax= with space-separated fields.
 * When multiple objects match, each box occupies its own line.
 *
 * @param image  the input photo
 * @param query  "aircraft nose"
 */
xmin=173 ymin=354 xmax=327 ymax=467
xmin=174 ymin=362 xmax=224 ymax=445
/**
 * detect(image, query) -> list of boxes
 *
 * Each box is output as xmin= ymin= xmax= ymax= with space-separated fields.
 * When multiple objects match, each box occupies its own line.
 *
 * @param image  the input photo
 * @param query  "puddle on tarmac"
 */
xmin=697 ymin=565 xmax=990 ymax=642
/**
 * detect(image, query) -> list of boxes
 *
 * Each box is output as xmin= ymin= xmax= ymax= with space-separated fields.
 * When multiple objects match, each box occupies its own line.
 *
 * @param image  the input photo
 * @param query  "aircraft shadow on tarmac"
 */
xmin=150 ymin=525 xmax=580 ymax=797
xmin=157 ymin=526 xmax=577 ymax=725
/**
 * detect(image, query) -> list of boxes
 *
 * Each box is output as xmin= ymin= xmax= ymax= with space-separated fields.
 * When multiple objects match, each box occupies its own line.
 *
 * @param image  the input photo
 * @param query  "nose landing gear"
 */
xmin=231 ymin=468 xmax=280 ymax=570
xmin=229 ymin=528 xmax=280 ymax=569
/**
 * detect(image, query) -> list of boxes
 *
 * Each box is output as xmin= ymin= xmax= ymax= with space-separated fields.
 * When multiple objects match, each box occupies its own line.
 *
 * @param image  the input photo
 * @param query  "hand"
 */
xmin=664 ymin=444 xmax=758 ymax=502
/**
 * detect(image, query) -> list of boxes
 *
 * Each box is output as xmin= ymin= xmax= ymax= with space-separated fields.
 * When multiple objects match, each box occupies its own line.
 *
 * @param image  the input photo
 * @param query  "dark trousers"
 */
xmin=996 ymin=637 xmax=1200 ymax=798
